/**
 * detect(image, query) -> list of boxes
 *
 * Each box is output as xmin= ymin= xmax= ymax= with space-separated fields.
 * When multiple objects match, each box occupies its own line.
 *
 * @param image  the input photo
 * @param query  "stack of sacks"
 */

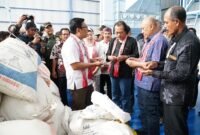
xmin=0 ymin=38 xmax=136 ymax=135
xmin=0 ymin=76 xmax=68 ymax=135
xmin=67 ymin=91 xmax=135 ymax=135
xmin=0 ymin=38 xmax=70 ymax=135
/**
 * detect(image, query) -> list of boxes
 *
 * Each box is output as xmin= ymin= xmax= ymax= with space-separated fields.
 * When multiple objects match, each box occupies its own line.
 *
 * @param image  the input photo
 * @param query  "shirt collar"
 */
xmin=103 ymin=40 xmax=109 ymax=44
xmin=170 ymin=26 xmax=188 ymax=44
xmin=71 ymin=33 xmax=84 ymax=44
xmin=146 ymin=32 xmax=158 ymax=42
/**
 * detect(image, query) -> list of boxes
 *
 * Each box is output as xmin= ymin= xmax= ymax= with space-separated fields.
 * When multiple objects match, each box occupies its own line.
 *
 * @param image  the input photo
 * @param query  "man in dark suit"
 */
xmin=142 ymin=6 xmax=200 ymax=135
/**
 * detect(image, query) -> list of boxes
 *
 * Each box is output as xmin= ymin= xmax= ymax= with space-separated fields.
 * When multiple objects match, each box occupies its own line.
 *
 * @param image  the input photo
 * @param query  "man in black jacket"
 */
xmin=106 ymin=21 xmax=139 ymax=113
xmin=142 ymin=6 xmax=200 ymax=135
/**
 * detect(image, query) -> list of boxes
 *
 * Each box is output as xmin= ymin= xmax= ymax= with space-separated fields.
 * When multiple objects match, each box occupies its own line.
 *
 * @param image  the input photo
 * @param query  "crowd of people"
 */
xmin=0 ymin=5 xmax=200 ymax=135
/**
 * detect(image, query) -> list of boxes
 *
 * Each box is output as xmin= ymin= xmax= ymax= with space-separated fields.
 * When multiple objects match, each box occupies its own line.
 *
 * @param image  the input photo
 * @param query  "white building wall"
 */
xmin=0 ymin=0 xmax=100 ymax=32
xmin=99 ymin=0 xmax=126 ymax=29
xmin=100 ymin=0 xmax=115 ymax=28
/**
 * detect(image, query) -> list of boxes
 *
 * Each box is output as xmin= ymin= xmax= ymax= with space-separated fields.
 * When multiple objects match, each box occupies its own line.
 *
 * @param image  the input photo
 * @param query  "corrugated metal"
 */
xmin=100 ymin=0 xmax=162 ymax=37
xmin=161 ymin=0 xmax=180 ymax=9
xmin=160 ymin=0 xmax=180 ymax=20
xmin=126 ymin=0 xmax=161 ymax=15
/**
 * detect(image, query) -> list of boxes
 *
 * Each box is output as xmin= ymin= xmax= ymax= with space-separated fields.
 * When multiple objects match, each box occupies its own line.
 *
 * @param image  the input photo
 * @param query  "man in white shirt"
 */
xmin=61 ymin=18 xmax=102 ymax=110
xmin=98 ymin=27 xmax=112 ymax=99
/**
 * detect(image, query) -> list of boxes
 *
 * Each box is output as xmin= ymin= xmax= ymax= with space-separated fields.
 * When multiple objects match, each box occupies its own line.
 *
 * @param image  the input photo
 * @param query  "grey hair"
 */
xmin=168 ymin=6 xmax=186 ymax=22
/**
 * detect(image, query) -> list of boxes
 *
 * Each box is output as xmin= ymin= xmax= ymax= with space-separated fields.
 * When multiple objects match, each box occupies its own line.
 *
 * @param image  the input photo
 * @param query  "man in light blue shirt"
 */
xmin=126 ymin=17 xmax=168 ymax=135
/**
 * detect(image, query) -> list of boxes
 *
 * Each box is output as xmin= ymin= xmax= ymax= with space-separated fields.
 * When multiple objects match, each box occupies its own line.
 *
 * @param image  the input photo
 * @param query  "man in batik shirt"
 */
xmin=50 ymin=28 xmax=70 ymax=105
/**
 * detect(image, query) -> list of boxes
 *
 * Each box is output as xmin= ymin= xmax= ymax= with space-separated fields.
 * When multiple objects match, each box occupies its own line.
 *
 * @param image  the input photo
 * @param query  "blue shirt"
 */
xmin=135 ymin=33 xmax=168 ymax=91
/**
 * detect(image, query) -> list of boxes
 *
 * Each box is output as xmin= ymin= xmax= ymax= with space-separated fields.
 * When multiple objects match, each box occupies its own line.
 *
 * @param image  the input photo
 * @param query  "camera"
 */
xmin=26 ymin=15 xmax=34 ymax=21
xmin=40 ymin=36 xmax=48 ymax=43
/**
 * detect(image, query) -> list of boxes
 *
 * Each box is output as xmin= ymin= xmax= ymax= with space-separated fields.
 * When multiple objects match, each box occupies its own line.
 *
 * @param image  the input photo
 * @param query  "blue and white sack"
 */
xmin=0 ymin=37 xmax=41 ymax=102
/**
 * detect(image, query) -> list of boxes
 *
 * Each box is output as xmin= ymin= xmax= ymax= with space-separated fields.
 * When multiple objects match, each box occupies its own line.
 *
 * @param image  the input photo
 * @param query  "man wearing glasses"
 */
xmin=61 ymin=18 xmax=103 ymax=110
xmin=50 ymin=28 xmax=70 ymax=105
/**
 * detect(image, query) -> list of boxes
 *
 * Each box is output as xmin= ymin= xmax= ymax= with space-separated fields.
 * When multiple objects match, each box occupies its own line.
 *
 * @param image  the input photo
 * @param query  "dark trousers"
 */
xmin=93 ymin=75 xmax=100 ymax=92
xmin=163 ymin=103 xmax=189 ymax=135
xmin=58 ymin=77 xmax=67 ymax=105
xmin=67 ymin=85 xmax=93 ymax=110
xmin=138 ymin=87 xmax=160 ymax=135
xmin=100 ymin=74 xmax=111 ymax=99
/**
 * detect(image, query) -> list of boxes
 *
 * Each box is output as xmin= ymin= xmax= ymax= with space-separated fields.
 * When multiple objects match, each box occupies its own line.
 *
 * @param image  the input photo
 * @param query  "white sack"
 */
xmin=38 ymin=62 xmax=51 ymax=86
xmin=49 ymin=80 xmax=60 ymax=97
xmin=91 ymin=91 xmax=131 ymax=123
xmin=0 ymin=38 xmax=40 ymax=102
xmin=0 ymin=76 xmax=56 ymax=121
xmin=68 ymin=111 xmax=133 ymax=135
xmin=47 ymin=94 xmax=66 ymax=135
xmin=62 ymin=106 xmax=72 ymax=134
xmin=0 ymin=119 xmax=55 ymax=135
xmin=0 ymin=75 xmax=68 ymax=135
xmin=80 ymin=105 xmax=115 ymax=120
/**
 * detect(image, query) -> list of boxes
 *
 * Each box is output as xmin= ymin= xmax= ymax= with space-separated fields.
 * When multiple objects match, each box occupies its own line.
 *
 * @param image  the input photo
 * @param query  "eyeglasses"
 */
xmin=62 ymin=33 xmax=69 ymax=36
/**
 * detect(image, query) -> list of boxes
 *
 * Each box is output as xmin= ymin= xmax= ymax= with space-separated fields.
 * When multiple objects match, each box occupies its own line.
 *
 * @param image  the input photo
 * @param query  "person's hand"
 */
xmin=92 ymin=57 xmax=103 ymax=62
xmin=108 ymin=56 xmax=118 ymax=62
xmin=94 ymin=61 xmax=103 ymax=66
xmin=141 ymin=69 xmax=153 ymax=76
xmin=139 ymin=62 xmax=148 ymax=69
xmin=125 ymin=58 xmax=132 ymax=66
xmin=145 ymin=61 xmax=158 ymax=69
xmin=126 ymin=57 xmax=141 ymax=68
xmin=31 ymin=34 xmax=41 ymax=44
xmin=17 ymin=15 xmax=28 ymax=25
xmin=128 ymin=57 xmax=139 ymax=61
xmin=117 ymin=55 xmax=128 ymax=62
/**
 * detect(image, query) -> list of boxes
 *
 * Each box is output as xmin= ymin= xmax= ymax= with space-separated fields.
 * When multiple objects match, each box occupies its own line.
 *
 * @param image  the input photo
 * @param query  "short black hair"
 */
xmin=60 ymin=28 xmax=70 ymax=34
xmin=69 ymin=18 xmax=84 ymax=34
xmin=99 ymin=25 xmax=106 ymax=31
xmin=136 ymin=33 xmax=144 ymax=41
xmin=0 ymin=31 xmax=9 ymax=42
xmin=113 ymin=21 xmax=130 ymax=34
xmin=55 ymin=31 xmax=61 ymax=37
xmin=25 ymin=22 xmax=36 ymax=30
xmin=169 ymin=6 xmax=186 ymax=23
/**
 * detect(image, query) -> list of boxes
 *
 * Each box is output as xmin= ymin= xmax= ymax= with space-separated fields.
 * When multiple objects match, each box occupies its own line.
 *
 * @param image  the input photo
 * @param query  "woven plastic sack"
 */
xmin=0 ymin=38 xmax=40 ymax=102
